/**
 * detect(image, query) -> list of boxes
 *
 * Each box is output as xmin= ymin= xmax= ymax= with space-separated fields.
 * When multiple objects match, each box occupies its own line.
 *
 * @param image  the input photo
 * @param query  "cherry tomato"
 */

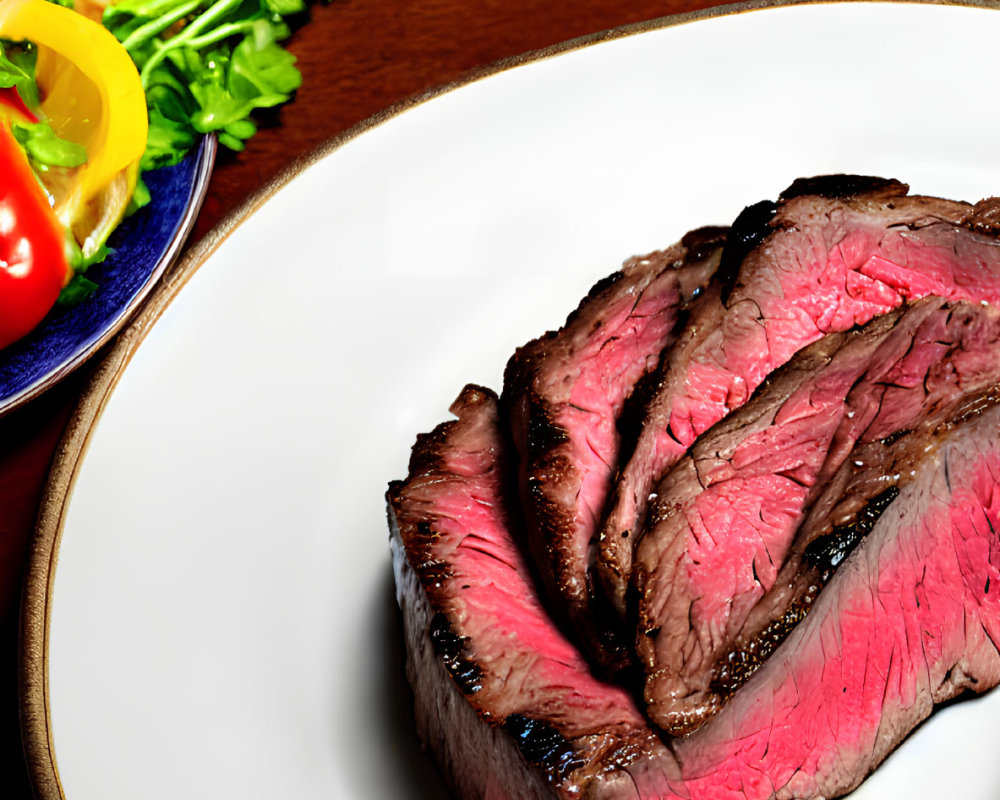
xmin=0 ymin=122 xmax=70 ymax=349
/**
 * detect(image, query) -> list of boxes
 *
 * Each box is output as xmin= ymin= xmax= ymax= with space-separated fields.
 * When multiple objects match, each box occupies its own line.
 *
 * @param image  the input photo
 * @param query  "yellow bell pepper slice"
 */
xmin=0 ymin=0 xmax=148 ymax=257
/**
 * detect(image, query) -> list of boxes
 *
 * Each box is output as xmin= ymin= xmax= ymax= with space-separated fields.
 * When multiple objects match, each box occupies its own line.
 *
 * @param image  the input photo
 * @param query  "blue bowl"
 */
xmin=0 ymin=135 xmax=216 ymax=414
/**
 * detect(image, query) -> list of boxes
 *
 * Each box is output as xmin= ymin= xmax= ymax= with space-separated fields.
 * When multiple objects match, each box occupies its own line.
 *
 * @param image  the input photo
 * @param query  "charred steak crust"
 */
xmin=388 ymin=385 xmax=672 ymax=798
xmin=500 ymin=231 xmax=726 ymax=671
xmin=778 ymin=174 xmax=906 ymax=201
xmin=595 ymin=175 xmax=1000 ymax=626
xmin=716 ymin=200 xmax=778 ymax=305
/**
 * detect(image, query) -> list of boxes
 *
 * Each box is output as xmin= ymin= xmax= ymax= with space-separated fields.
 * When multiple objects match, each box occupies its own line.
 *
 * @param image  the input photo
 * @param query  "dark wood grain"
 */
xmin=1 ymin=1 xmax=724 ymax=793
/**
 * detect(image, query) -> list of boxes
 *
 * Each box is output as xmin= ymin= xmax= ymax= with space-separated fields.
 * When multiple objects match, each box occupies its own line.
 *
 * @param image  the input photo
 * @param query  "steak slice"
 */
xmin=632 ymin=298 xmax=1000 ymax=734
xmin=647 ymin=398 xmax=1000 ymax=799
xmin=597 ymin=176 xmax=1000 ymax=618
xmin=387 ymin=385 xmax=673 ymax=799
xmin=391 ymin=385 xmax=1000 ymax=799
xmin=501 ymin=229 xmax=725 ymax=670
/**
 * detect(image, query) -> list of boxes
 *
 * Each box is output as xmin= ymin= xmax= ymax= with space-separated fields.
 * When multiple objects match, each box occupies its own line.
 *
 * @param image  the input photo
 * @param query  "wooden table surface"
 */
xmin=0 ymin=0 xmax=725 ymax=792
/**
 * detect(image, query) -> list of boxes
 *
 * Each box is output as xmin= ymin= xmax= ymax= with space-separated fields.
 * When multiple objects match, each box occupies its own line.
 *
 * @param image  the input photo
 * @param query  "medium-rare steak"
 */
xmin=501 ymin=229 xmax=725 ymax=670
xmin=391 ymin=383 xmax=1000 ymax=799
xmin=389 ymin=178 xmax=1000 ymax=799
xmin=651 ymin=398 xmax=1000 ymax=799
xmin=597 ymin=176 xmax=1000 ymax=619
xmin=632 ymin=298 xmax=1000 ymax=734
xmin=387 ymin=385 xmax=672 ymax=799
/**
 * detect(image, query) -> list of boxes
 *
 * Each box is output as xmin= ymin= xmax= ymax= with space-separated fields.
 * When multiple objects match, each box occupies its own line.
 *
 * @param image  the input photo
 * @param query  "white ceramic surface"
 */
xmin=43 ymin=2 xmax=1000 ymax=797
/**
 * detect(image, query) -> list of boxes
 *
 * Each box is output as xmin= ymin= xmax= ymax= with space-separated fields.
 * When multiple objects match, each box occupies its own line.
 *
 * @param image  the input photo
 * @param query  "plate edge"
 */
xmin=16 ymin=195 xmax=239 ymax=800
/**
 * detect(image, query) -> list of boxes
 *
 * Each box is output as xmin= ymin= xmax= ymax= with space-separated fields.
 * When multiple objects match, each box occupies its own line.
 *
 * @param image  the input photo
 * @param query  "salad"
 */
xmin=0 ymin=0 xmax=147 ymax=349
xmin=0 ymin=0 xmax=303 ymax=350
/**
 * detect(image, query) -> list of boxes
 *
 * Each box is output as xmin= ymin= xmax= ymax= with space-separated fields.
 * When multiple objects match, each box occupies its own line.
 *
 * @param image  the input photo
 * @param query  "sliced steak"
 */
xmin=501 ymin=229 xmax=725 ymax=670
xmin=391 ymin=383 xmax=1000 ymax=799
xmin=387 ymin=385 xmax=673 ymax=799
xmin=633 ymin=298 xmax=1000 ymax=734
xmin=648 ymin=398 xmax=1000 ymax=799
xmin=597 ymin=176 xmax=1000 ymax=618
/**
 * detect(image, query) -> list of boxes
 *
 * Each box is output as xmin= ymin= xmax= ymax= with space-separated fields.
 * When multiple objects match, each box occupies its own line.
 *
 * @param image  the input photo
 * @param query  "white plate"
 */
xmin=25 ymin=1 xmax=1000 ymax=798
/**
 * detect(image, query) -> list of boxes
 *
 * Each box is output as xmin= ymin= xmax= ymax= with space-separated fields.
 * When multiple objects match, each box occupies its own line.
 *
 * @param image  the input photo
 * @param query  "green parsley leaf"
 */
xmin=57 ymin=275 xmax=101 ymax=306
xmin=263 ymin=0 xmax=305 ymax=15
xmin=103 ymin=0 xmax=304 ymax=167
xmin=126 ymin=174 xmax=152 ymax=215
xmin=230 ymin=30 xmax=302 ymax=97
xmin=0 ymin=41 xmax=40 ymax=107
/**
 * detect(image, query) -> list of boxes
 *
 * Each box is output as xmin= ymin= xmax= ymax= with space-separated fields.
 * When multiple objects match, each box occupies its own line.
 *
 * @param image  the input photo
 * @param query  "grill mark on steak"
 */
xmin=710 ymin=485 xmax=900 ymax=699
xmin=633 ymin=299 xmax=1000 ymax=735
xmin=717 ymin=200 xmax=778 ymax=305
xmin=429 ymin=612 xmax=483 ymax=694
xmin=504 ymin=715 xmax=584 ymax=781
xmin=597 ymin=176 xmax=1000 ymax=624
xmin=501 ymin=231 xmax=726 ymax=672
xmin=802 ymin=485 xmax=900 ymax=572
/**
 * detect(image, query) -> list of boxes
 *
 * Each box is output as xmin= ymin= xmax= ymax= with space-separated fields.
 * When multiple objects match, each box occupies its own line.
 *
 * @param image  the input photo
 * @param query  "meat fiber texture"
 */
xmin=641 ymin=400 xmax=1000 ymax=799
xmin=387 ymin=177 xmax=1000 ymax=799
xmin=388 ymin=386 xmax=672 ymax=799
xmin=501 ymin=228 xmax=726 ymax=671
xmin=389 ymin=383 xmax=1000 ymax=799
xmin=596 ymin=177 xmax=1000 ymax=621
xmin=634 ymin=298 xmax=1000 ymax=735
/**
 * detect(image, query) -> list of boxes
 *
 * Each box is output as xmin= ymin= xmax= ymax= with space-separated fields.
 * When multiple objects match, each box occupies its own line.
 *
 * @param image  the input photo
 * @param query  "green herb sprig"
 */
xmin=102 ymin=0 xmax=305 ymax=170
